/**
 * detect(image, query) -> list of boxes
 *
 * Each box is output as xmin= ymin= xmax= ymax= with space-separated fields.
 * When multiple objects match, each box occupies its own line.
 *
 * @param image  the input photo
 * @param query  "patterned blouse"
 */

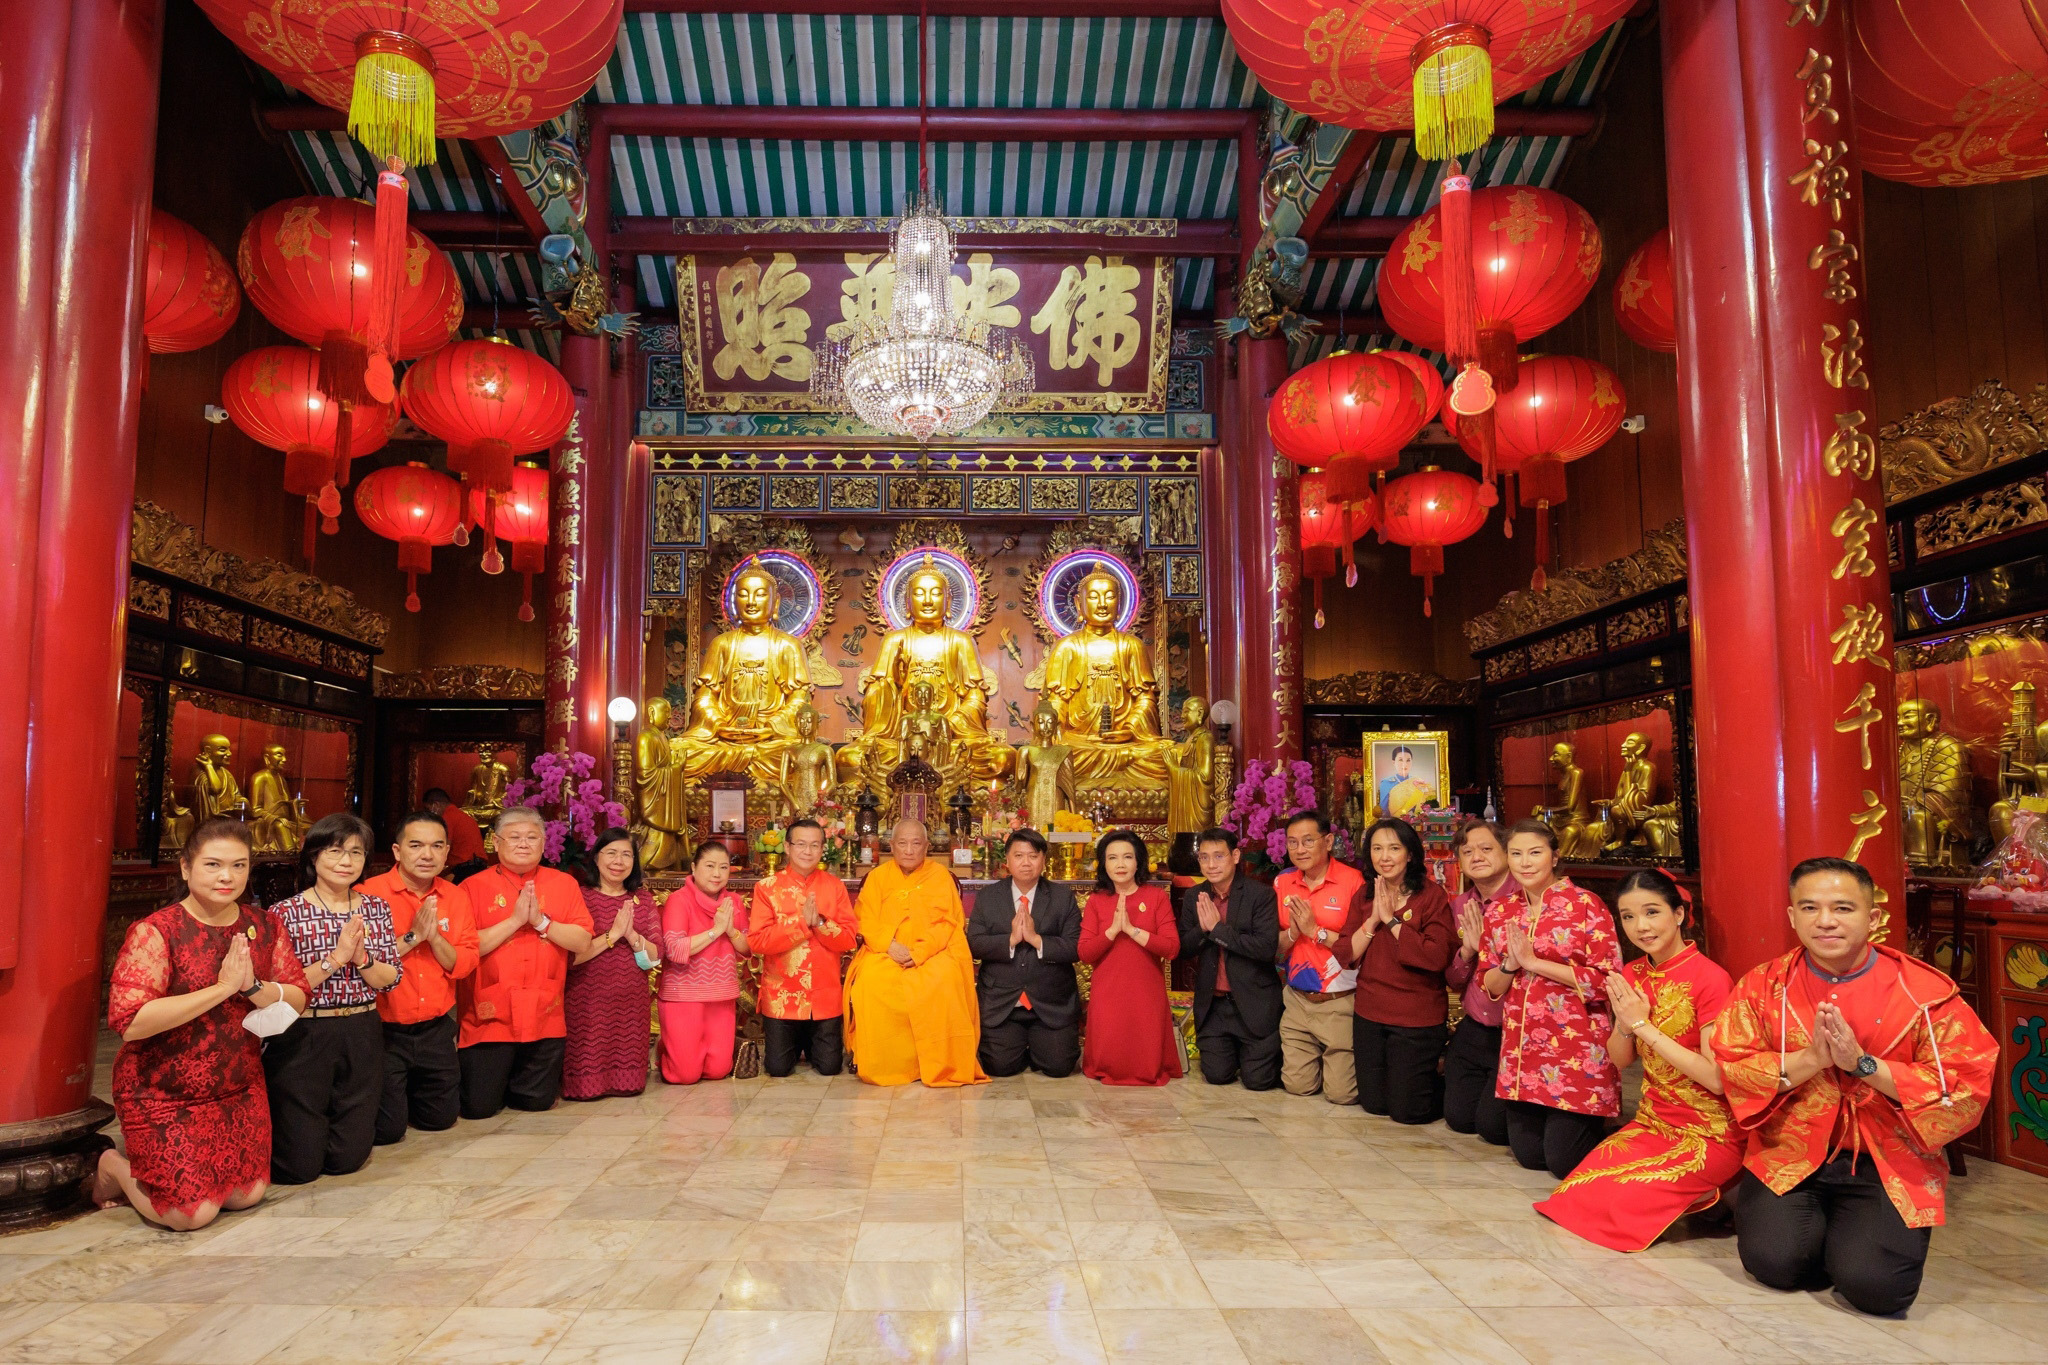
xmin=1482 ymin=877 xmax=1622 ymax=1117
xmin=272 ymin=890 xmax=402 ymax=1009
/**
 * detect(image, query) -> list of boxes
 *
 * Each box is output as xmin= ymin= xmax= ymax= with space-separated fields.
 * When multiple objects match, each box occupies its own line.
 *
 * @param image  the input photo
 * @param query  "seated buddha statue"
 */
xmin=462 ymin=746 xmax=511 ymax=823
xmin=835 ymin=560 xmax=1013 ymax=790
xmin=1604 ymin=731 xmax=1682 ymax=859
xmin=249 ymin=743 xmax=310 ymax=854
xmin=1041 ymin=569 xmax=1174 ymax=788
xmin=189 ymin=733 xmax=245 ymax=824
xmin=675 ymin=560 xmax=813 ymax=785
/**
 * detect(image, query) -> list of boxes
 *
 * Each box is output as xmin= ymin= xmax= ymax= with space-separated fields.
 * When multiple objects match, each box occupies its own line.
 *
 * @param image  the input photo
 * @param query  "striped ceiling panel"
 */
xmin=284 ymin=131 xmax=506 ymax=215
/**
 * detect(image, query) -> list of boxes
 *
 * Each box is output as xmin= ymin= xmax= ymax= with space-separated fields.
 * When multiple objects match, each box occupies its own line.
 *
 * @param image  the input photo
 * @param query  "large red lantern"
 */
xmin=1613 ymin=229 xmax=1676 ymax=354
xmin=222 ymin=346 xmax=395 ymax=562
xmin=1268 ymin=349 xmax=1434 ymax=504
xmin=144 ymin=210 xmax=241 ymax=354
xmin=1379 ymin=466 xmax=1489 ymax=617
xmin=354 ymin=462 xmax=464 ymax=612
xmin=1850 ymin=0 xmax=2048 ymax=187
xmin=1374 ymin=348 xmax=1445 ymax=426
xmin=1489 ymin=354 xmax=1625 ymax=589
xmin=469 ymin=462 xmax=551 ymax=622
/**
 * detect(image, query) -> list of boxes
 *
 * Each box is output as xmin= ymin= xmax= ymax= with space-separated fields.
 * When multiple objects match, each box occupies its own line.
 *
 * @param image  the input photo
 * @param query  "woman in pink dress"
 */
xmin=657 ymin=842 xmax=750 ymax=1084
xmin=1080 ymin=830 xmax=1182 ymax=1086
xmin=563 ymin=828 xmax=662 ymax=1100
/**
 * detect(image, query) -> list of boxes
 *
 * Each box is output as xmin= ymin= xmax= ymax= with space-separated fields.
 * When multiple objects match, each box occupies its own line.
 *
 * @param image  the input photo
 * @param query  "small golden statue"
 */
xmin=1604 ymin=732 xmax=1683 ymax=859
xmin=189 ymin=733 xmax=245 ymax=824
xmin=777 ymin=703 xmax=835 ymax=818
xmin=1536 ymin=741 xmax=1607 ymax=860
xmin=676 ymin=560 xmax=813 ymax=785
xmin=159 ymin=771 xmax=194 ymax=853
xmin=898 ymin=678 xmax=952 ymax=777
xmin=1898 ymin=698 xmax=1974 ymax=869
xmin=249 ymin=744 xmax=310 ymax=854
xmin=1342 ymin=771 xmax=1366 ymax=835
xmin=463 ymin=745 xmax=511 ymax=824
xmin=1041 ymin=569 xmax=1174 ymax=788
xmin=1014 ymin=701 xmax=1076 ymax=833
xmin=1993 ymin=681 xmax=2048 ymax=844
xmin=1165 ymin=695 xmax=1215 ymax=837
xmin=634 ymin=696 xmax=691 ymax=872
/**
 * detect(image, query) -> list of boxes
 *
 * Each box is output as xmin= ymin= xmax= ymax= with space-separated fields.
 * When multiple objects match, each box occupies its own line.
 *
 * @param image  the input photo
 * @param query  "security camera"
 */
xmin=1620 ymin=414 xmax=1647 ymax=434
xmin=203 ymin=404 xmax=230 ymax=424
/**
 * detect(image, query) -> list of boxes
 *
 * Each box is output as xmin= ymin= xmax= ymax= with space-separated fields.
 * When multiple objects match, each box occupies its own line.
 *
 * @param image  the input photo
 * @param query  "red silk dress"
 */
xmin=1485 ymin=878 xmax=1622 ymax=1117
xmin=1079 ymin=885 xmax=1183 ymax=1087
xmin=108 ymin=903 xmax=308 ymax=1217
xmin=1534 ymin=945 xmax=1744 ymax=1250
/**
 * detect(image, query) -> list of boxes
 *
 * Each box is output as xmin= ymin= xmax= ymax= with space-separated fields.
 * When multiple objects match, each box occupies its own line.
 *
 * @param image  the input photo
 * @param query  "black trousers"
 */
xmin=763 ymin=1016 xmax=844 ymax=1078
xmin=263 ymin=1010 xmax=384 ymax=1185
xmin=1736 ymin=1155 xmax=1933 ymax=1316
xmin=1354 ymin=1015 xmax=1447 ymax=1125
xmin=458 ymin=1037 xmax=567 ymax=1119
xmin=1195 ymin=994 xmax=1282 ymax=1090
xmin=1443 ymin=1017 xmax=1508 ymax=1145
xmin=978 ymin=1004 xmax=1080 ymax=1078
xmin=376 ymin=1012 xmax=460 ymax=1145
xmin=1505 ymin=1099 xmax=1609 ymax=1179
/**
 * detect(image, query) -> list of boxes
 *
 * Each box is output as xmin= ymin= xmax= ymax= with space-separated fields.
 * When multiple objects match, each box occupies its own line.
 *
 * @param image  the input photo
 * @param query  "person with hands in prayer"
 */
xmin=1079 ymin=830 xmax=1182 ymax=1086
xmin=1175 ymin=828 xmax=1282 ymax=1089
xmin=1443 ymin=821 xmax=1514 ymax=1144
xmin=564 ymin=828 xmax=663 ymax=1099
xmin=749 ymin=817 xmax=858 ymax=1077
xmin=844 ymin=820 xmax=987 ymax=1087
xmin=967 ymin=827 xmax=1083 ymax=1078
xmin=1272 ymin=810 xmax=1368 ymax=1104
xmin=656 ymin=841 xmax=751 ymax=1084
xmin=1349 ymin=818 xmax=1456 ymax=1124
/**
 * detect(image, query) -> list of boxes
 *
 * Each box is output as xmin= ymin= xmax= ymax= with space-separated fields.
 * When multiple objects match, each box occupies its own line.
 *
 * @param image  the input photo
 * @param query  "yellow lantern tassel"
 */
xmin=1410 ymin=24 xmax=1494 ymax=162
xmin=349 ymin=32 xmax=439 ymax=168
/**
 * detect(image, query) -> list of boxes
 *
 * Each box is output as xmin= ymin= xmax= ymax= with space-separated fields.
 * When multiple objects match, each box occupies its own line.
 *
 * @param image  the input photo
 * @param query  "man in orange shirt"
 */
xmin=1272 ymin=809 xmax=1367 ymax=1105
xmin=361 ymin=809 xmax=479 ymax=1144
xmin=457 ymin=807 xmax=594 ymax=1117
xmin=748 ymin=817 xmax=857 ymax=1076
xmin=424 ymin=787 xmax=488 ymax=880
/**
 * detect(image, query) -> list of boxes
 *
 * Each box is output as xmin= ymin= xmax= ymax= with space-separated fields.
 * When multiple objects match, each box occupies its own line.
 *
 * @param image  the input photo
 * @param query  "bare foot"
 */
xmin=92 ymin=1150 xmax=126 ymax=1209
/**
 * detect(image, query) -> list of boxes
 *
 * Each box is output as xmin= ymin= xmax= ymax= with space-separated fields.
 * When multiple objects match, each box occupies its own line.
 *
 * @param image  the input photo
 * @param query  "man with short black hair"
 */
xmin=1272 ymin=809 xmax=1366 ymax=1104
xmin=1176 ymin=828 xmax=1281 ymax=1089
xmin=748 ymin=816 xmax=857 ymax=1077
xmin=1713 ymin=857 xmax=1995 ymax=1316
xmin=966 ymin=828 xmax=1082 ymax=1078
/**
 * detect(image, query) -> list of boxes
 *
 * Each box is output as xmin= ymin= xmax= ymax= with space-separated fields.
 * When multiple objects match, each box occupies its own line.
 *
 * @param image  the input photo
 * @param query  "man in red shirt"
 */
xmin=748 ymin=817 xmax=857 ymax=1076
xmin=1271 ymin=810 xmax=1367 ymax=1105
xmin=457 ymin=807 xmax=594 ymax=1117
xmin=360 ymin=809 xmax=479 ymax=1144
xmin=424 ymin=787 xmax=487 ymax=879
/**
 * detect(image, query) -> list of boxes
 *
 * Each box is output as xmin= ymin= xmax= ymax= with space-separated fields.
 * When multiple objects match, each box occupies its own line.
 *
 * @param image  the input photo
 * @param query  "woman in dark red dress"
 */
xmin=94 ymin=819 xmax=308 ymax=1230
xmin=563 ymin=827 xmax=662 ymax=1100
xmin=1079 ymin=830 xmax=1182 ymax=1086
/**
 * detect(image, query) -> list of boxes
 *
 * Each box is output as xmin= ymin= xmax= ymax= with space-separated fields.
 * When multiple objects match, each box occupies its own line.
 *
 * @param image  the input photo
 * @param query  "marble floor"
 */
xmin=4 ymin=1064 xmax=2048 ymax=1365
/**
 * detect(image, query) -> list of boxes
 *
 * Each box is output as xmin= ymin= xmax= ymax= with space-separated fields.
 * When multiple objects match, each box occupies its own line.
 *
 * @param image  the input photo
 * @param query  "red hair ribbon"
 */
xmin=1656 ymin=867 xmax=1692 ymax=907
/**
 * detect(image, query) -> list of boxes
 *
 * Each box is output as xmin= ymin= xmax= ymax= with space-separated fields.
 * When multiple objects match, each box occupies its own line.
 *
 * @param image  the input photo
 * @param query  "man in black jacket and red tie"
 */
xmin=964 ymin=828 xmax=1083 ymax=1078
xmin=1176 ymin=827 xmax=1282 ymax=1089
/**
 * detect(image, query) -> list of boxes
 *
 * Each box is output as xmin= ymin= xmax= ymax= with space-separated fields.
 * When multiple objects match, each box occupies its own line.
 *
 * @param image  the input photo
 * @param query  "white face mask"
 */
xmin=241 ymin=998 xmax=300 ymax=1039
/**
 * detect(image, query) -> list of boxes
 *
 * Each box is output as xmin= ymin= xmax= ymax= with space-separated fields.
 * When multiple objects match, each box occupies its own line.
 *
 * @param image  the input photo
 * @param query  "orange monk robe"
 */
xmin=844 ymin=859 xmax=988 ymax=1088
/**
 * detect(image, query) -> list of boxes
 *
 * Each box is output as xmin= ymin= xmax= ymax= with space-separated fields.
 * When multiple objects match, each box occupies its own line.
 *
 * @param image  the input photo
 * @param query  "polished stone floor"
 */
xmin=4 ymin=1056 xmax=2048 ymax=1363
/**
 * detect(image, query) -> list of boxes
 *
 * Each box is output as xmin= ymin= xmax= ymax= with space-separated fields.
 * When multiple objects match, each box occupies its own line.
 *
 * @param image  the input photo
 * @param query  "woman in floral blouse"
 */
xmin=1480 ymin=819 xmax=1622 ymax=1179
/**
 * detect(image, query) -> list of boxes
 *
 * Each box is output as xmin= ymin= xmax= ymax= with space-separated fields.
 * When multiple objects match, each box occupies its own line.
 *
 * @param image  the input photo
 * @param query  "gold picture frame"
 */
xmin=1364 ymin=728 xmax=1450 ymax=822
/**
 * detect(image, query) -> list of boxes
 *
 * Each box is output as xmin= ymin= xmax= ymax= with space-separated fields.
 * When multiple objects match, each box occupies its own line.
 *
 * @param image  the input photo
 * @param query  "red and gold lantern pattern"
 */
xmin=468 ymin=462 xmax=551 ymax=621
xmin=1850 ymin=0 xmax=2048 ymax=188
xmin=221 ymin=346 xmax=395 ymax=562
xmin=1269 ymin=349 xmax=1435 ymax=504
xmin=1379 ymin=465 xmax=1489 ymax=617
xmin=143 ymin=209 xmax=241 ymax=354
xmin=1613 ymin=229 xmax=1676 ymax=353
xmin=1299 ymin=473 xmax=1348 ymax=629
xmin=1492 ymin=354 xmax=1625 ymax=588
xmin=354 ymin=461 xmax=464 ymax=612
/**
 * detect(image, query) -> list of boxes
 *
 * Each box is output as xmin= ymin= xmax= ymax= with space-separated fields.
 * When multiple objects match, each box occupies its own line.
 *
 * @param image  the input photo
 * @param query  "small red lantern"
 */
xmin=1269 ymin=350 xmax=1434 ymax=503
xmin=1299 ymin=474 xmax=1349 ymax=629
xmin=1613 ymin=229 xmax=1676 ymax=354
xmin=221 ymin=346 xmax=394 ymax=562
xmin=144 ymin=210 xmax=240 ymax=354
xmin=469 ymin=462 xmax=551 ymax=622
xmin=354 ymin=462 xmax=464 ymax=612
xmin=1379 ymin=466 xmax=1489 ymax=617
xmin=1492 ymin=354 xmax=1626 ymax=589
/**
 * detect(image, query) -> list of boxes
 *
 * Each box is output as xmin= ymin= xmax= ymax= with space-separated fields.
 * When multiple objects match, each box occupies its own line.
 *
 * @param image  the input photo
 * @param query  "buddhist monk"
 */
xmin=844 ymin=819 xmax=988 ymax=1088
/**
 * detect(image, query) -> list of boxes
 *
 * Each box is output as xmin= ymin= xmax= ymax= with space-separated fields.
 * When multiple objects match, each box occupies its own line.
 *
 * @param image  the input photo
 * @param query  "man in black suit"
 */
xmin=965 ymin=828 xmax=1082 ymax=1078
xmin=1176 ymin=827 xmax=1282 ymax=1089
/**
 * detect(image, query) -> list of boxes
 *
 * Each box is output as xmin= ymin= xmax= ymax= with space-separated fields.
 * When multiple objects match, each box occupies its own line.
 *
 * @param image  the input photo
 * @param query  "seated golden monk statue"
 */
xmin=1536 ymin=741 xmax=1608 ymax=860
xmin=836 ymin=560 xmax=1013 ymax=790
xmin=249 ymin=743 xmax=310 ymax=854
xmin=675 ymin=560 xmax=813 ymax=785
xmin=1041 ymin=569 xmax=1174 ymax=788
xmin=1604 ymin=731 xmax=1683 ymax=859
xmin=463 ymin=745 xmax=510 ymax=823
xmin=189 ymin=733 xmax=245 ymax=824
xmin=1898 ymin=698 xmax=1973 ymax=869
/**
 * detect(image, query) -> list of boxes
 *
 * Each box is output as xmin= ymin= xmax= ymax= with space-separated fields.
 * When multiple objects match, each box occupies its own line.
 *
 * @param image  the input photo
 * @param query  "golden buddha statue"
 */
xmin=676 ymin=560 xmax=813 ymax=784
xmin=160 ymin=771 xmax=194 ymax=853
xmin=1041 ymin=569 xmax=1174 ymax=788
xmin=1993 ymin=680 xmax=2045 ymax=844
xmin=634 ymin=696 xmax=690 ymax=872
xmin=899 ymin=678 xmax=952 ymax=777
xmin=836 ymin=560 xmax=1012 ymax=789
xmin=249 ymin=744 xmax=310 ymax=854
xmin=1014 ymin=701 xmax=1075 ymax=833
xmin=778 ymin=703 xmax=834 ymax=817
xmin=1165 ymin=695 xmax=1215 ymax=836
xmin=189 ymin=733 xmax=245 ymax=824
xmin=1899 ymin=699 xmax=1973 ymax=869
xmin=1604 ymin=732 xmax=1683 ymax=859
xmin=1536 ymin=741 xmax=1607 ymax=860
xmin=463 ymin=746 xmax=511 ymax=823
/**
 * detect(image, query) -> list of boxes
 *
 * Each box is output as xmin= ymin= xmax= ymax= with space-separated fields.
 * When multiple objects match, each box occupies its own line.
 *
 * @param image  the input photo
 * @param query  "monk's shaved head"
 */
xmin=892 ymin=819 xmax=928 ymax=839
xmin=891 ymin=818 xmax=928 ymax=873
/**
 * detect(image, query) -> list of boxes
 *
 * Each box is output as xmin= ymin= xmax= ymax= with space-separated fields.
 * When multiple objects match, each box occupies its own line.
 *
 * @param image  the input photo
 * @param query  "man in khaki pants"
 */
xmin=1272 ymin=811 xmax=1367 ymax=1104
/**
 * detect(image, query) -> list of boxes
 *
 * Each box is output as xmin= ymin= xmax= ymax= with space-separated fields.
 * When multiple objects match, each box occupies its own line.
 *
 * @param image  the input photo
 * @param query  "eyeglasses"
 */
xmin=1284 ymin=836 xmax=1324 ymax=851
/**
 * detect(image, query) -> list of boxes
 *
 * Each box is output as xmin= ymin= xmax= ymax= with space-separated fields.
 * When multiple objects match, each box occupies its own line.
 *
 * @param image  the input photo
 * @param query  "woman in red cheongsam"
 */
xmin=1480 ymin=819 xmax=1622 ymax=1179
xmin=1080 ymin=830 xmax=1182 ymax=1086
xmin=94 ymin=819 xmax=309 ymax=1230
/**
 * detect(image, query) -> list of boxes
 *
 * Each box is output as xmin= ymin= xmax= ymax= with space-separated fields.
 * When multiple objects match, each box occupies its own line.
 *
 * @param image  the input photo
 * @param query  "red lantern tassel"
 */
xmin=1478 ymin=325 xmax=1520 ymax=393
xmin=1532 ymin=505 xmax=1551 ymax=592
xmin=480 ymin=491 xmax=505 ymax=574
xmin=512 ymin=542 xmax=545 ymax=622
xmin=366 ymin=158 xmax=407 ymax=404
xmin=398 ymin=539 xmax=431 ymax=612
xmin=1439 ymin=165 xmax=1480 ymax=367
xmin=1410 ymin=544 xmax=1445 ymax=618
xmin=301 ymin=500 xmax=318 ymax=565
xmin=317 ymin=332 xmax=372 ymax=408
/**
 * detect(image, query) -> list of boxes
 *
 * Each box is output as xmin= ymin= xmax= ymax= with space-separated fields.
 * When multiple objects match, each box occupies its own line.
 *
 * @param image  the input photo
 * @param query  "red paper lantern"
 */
xmin=1851 ymin=0 xmax=2048 ymax=187
xmin=1379 ymin=466 xmax=1489 ymax=617
xmin=468 ymin=462 xmax=551 ymax=622
xmin=1490 ymin=354 xmax=1625 ymax=588
xmin=1373 ymin=348 xmax=1445 ymax=426
xmin=222 ymin=346 xmax=395 ymax=562
xmin=144 ymin=209 xmax=241 ymax=354
xmin=1299 ymin=473 xmax=1349 ymax=629
xmin=354 ymin=461 xmax=464 ymax=612
xmin=1269 ymin=350 xmax=1434 ymax=503
xmin=1613 ymin=229 xmax=1676 ymax=354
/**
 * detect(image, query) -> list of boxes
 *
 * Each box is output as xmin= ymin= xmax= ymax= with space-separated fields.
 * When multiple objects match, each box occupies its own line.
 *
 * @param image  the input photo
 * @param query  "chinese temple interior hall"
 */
xmin=10 ymin=0 xmax=2048 ymax=1362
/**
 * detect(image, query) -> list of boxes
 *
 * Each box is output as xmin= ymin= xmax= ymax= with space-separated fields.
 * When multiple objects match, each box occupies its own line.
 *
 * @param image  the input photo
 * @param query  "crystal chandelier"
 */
xmin=809 ymin=3 xmax=1033 ymax=441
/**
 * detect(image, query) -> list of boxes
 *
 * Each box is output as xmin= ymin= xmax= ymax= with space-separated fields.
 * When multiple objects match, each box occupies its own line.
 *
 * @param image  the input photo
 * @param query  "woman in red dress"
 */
xmin=564 ymin=828 xmax=663 ymax=1100
xmin=657 ymin=842 xmax=750 ymax=1084
xmin=1080 ymin=830 xmax=1182 ymax=1086
xmin=1535 ymin=867 xmax=1741 ymax=1250
xmin=93 ymin=819 xmax=308 ymax=1230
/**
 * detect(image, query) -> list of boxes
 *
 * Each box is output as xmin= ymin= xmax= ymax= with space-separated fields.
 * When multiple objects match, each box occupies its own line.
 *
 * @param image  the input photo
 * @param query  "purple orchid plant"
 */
xmin=504 ymin=749 xmax=630 ymax=868
xmin=1224 ymin=757 xmax=1355 ymax=876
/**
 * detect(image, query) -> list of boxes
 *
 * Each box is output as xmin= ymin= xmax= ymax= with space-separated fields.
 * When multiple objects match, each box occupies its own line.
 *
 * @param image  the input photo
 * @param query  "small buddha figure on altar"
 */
xmin=1343 ymin=771 xmax=1366 ymax=835
xmin=836 ymin=559 xmax=1012 ymax=788
xmin=1042 ymin=569 xmax=1174 ymax=788
xmin=1537 ymin=741 xmax=1606 ymax=860
xmin=189 ymin=733 xmax=244 ymax=824
xmin=248 ymin=744 xmax=309 ymax=854
xmin=1604 ymin=732 xmax=1683 ymax=859
xmin=1165 ymin=695 xmax=1215 ymax=836
xmin=1898 ymin=699 xmax=1973 ymax=869
xmin=676 ymin=560 xmax=812 ymax=784
xmin=159 ymin=771 xmax=194 ymax=853
xmin=463 ymin=746 xmax=511 ymax=823
xmin=1014 ymin=702 xmax=1075 ymax=833
xmin=1994 ymin=681 xmax=2048 ymax=844
xmin=777 ymin=703 xmax=834 ymax=818
xmin=899 ymin=679 xmax=952 ymax=778
xmin=635 ymin=696 xmax=690 ymax=872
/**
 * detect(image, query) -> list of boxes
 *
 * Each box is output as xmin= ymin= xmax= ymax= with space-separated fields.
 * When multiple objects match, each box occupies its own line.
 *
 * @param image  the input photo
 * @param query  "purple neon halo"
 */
xmin=879 ymin=548 xmax=979 ymax=630
xmin=721 ymin=550 xmax=822 ymax=638
xmin=1040 ymin=550 xmax=1140 ymax=634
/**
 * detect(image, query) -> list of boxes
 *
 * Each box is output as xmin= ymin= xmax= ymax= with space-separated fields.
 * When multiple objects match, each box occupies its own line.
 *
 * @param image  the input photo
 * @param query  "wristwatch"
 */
xmin=1855 ymin=1053 xmax=1879 ymax=1077
xmin=240 ymin=980 xmax=264 ymax=998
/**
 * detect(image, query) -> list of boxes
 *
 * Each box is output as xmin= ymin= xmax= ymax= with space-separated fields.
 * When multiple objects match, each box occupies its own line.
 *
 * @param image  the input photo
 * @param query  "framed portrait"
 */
xmin=1365 ymin=729 xmax=1450 ymax=821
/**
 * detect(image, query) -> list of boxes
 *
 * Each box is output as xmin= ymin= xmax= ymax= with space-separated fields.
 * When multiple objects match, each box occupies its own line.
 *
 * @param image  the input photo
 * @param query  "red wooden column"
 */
xmin=547 ymin=333 xmax=616 ymax=761
xmin=1663 ymin=0 xmax=1903 ymax=976
xmin=1226 ymin=336 xmax=1304 ymax=764
xmin=0 ymin=0 xmax=164 ymax=1223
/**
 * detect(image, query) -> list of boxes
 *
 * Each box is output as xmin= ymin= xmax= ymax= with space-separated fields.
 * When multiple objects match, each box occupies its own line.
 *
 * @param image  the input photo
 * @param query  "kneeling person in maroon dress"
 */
xmin=1349 ymin=818 xmax=1456 ymax=1124
xmin=1079 ymin=830 xmax=1182 ymax=1086
xmin=95 ymin=819 xmax=309 ymax=1230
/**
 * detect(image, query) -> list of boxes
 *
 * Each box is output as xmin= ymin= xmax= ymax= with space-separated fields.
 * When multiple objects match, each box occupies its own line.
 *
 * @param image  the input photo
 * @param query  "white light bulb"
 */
xmin=352 ymin=262 xmax=369 ymax=278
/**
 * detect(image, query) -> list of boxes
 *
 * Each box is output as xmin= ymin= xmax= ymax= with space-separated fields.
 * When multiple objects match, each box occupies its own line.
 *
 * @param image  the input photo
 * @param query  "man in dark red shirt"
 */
xmin=424 ymin=787 xmax=487 ymax=879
